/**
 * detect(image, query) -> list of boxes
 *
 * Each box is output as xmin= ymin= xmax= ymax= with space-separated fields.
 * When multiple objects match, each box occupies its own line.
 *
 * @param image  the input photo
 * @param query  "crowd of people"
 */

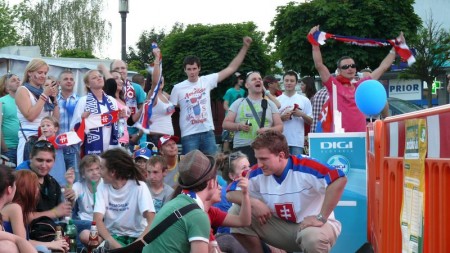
xmin=0 ymin=27 xmax=410 ymax=253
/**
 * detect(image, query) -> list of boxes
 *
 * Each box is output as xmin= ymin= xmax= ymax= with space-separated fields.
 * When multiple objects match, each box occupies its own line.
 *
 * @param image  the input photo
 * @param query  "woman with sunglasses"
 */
xmin=0 ymin=73 xmax=21 ymax=166
xmin=15 ymin=59 xmax=59 ymax=165
xmin=0 ymin=166 xmax=37 ymax=253
xmin=309 ymin=25 xmax=405 ymax=132
xmin=15 ymin=140 xmax=73 ymax=223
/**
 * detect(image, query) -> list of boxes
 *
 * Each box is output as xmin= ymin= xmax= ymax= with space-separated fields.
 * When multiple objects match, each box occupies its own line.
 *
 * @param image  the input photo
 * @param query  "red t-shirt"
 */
xmin=208 ymin=206 xmax=228 ymax=241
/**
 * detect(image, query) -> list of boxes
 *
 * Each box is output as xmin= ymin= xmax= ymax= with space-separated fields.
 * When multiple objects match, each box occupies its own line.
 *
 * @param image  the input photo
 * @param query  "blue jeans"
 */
xmin=73 ymin=219 xmax=93 ymax=249
xmin=181 ymin=130 xmax=217 ymax=155
xmin=2 ymin=147 xmax=17 ymax=166
xmin=289 ymin=146 xmax=304 ymax=156
xmin=63 ymin=145 xmax=80 ymax=181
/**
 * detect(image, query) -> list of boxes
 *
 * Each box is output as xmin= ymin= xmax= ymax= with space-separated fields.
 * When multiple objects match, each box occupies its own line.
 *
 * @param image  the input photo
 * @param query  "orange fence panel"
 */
xmin=367 ymin=105 xmax=450 ymax=253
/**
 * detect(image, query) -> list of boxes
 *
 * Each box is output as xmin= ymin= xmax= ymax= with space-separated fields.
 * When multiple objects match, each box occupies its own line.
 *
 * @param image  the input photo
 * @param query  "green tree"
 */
xmin=56 ymin=49 xmax=96 ymax=58
xmin=268 ymin=0 xmax=421 ymax=76
xmin=126 ymin=27 xmax=168 ymax=71
xmin=129 ymin=22 xmax=272 ymax=99
xmin=402 ymin=17 xmax=450 ymax=107
xmin=0 ymin=0 xmax=20 ymax=48
xmin=16 ymin=0 xmax=110 ymax=56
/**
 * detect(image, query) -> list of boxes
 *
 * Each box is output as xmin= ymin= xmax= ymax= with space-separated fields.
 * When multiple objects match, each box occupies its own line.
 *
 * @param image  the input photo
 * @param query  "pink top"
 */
xmin=324 ymin=76 xmax=370 ymax=132
xmin=117 ymin=102 xmax=130 ymax=144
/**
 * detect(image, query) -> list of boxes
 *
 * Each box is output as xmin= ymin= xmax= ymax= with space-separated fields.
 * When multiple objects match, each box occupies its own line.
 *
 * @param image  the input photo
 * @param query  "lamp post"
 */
xmin=119 ymin=0 xmax=129 ymax=61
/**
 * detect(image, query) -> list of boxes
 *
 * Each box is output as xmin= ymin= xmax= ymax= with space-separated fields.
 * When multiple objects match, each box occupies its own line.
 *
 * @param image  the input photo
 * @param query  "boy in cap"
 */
xmin=158 ymin=135 xmax=181 ymax=188
xmin=142 ymin=150 xmax=219 ymax=253
xmin=133 ymin=147 xmax=152 ymax=174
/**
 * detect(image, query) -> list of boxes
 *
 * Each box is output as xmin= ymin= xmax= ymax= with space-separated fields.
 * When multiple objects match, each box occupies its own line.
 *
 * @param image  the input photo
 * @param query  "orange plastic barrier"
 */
xmin=367 ymin=105 xmax=450 ymax=253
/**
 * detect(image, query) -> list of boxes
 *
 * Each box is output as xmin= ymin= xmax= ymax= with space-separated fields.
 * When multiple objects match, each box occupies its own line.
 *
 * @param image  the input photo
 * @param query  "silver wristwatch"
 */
xmin=316 ymin=213 xmax=327 ymax=223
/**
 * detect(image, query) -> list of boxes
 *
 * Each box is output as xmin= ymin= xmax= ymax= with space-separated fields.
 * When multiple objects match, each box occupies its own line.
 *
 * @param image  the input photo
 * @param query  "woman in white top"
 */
xmin=16 ymin=59 xmax=59 ymax=164
xmin=145 ymin=49 xmax=176 ymax=146
xmin=70 ymin=70 xmax=120 ymax=156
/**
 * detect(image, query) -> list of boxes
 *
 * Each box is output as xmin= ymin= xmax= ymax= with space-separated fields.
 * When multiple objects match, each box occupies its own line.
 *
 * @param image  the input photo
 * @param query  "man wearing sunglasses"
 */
xmin=309 ymin=25 xmax=405 ymax=132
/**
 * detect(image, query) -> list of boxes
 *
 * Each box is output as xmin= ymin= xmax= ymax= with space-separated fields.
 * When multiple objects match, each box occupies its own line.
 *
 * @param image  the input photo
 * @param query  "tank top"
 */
xmin=150 ymin=94 xmax=175 ymax=135
xmin=17 ymin=86 xmax=51 ymax=138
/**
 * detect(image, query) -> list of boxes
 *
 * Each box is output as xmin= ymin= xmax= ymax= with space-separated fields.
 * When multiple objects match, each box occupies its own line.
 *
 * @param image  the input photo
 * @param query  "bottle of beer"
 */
xmin=53 ymin=225 xmax=64 ymax=252
xmin=87 ymin=221 xmax=99 ymax=253
xmin=65 ymin=219 xmax=78 ymax=253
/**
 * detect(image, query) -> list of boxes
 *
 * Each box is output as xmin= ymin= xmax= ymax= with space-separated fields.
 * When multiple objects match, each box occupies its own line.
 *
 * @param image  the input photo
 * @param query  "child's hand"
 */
xmin=65 ymin=167 xmax=75 ymax=186
xmin=237 ymin=172 xmax=250 ymax=195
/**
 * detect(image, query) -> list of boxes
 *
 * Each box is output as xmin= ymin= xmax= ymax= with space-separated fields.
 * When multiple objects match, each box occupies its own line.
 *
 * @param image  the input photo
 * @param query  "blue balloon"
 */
xmin=355 ymin=80 xmax=387 ymax=116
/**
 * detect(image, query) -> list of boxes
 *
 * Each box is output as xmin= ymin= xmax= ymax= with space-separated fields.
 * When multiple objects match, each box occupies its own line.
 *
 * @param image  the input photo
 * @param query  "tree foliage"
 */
xmin=0 ymin=0 xmax=20 ymax=48
xmin=127 ymin=22 xmax=273 ymax=99
xmin=16 ymin=0 xmax=110 ymax=57
xmin=56 ymin=49 xmax=97 ymax=58
xmin=268 ymin=0 xmax=421 ymax=76
xmin=402 ymin=17 xmax=450 ymax=107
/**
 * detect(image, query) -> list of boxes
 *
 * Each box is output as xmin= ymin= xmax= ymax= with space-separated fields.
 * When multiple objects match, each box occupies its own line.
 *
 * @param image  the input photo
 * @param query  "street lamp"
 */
xmin=119 ymin=0 xmax=129 ymax=61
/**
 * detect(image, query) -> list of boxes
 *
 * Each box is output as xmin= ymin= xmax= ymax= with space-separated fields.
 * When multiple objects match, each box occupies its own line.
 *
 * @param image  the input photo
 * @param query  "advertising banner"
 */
xmin=309 ymin=132 xmax=367 ymax=253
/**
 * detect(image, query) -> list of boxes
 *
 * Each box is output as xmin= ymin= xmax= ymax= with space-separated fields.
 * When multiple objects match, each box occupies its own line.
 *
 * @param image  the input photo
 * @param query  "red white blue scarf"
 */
xmin=136 ymin=42 xmax=162 ymax=134
xmin=308 ymin=30 xmax=416 ymax=66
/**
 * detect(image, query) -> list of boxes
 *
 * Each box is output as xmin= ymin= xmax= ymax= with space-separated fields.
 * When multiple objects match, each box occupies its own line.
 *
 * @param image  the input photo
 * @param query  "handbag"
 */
xmin=101 ymin=203 xmax=200 ymax=253
xmin=29 ymin=216 xmax=64 ymax=242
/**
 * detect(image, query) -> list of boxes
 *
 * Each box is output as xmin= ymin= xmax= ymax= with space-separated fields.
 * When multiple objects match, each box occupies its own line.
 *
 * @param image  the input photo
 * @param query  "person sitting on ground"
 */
xmin=227 ymin=131 xmax=347 ymax=253
xmin=79 ymin=148 xmax=155 ymax=250
xmin=0 ymin=166 xmax=40 ymax=253
xmin=145 ymin=155 xmax=174 ymax=213
xmin=1 ymin=170 xmax=69 ymax=252
xmin=158 ymin=135 xmax=182 ymax=189
xmin=16 ymin=140 xmax=74 ymax=222
xmin=65 ymin=154 xmax=103 ymax=247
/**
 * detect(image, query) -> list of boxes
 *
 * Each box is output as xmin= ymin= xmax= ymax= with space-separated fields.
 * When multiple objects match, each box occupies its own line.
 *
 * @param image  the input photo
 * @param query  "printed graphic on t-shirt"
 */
xmin=274 ymin=203 xmax=297 ymax=223
xmin=184 ymin=88 xmax=208 ymax=124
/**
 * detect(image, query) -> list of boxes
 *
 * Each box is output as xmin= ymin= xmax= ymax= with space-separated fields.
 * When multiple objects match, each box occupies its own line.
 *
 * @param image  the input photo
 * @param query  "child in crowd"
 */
xmin=39 ymin=116 xmax=67 ymax=186
xmin=65 ymin=154 xmax=103 ymax=247
xmin=133 ymin=147 xmax=152 ymax=175
xmin=146 ymin=156 xmax=174 ymax=213
xmin=79 ymin=148 xmax=155 ymax=250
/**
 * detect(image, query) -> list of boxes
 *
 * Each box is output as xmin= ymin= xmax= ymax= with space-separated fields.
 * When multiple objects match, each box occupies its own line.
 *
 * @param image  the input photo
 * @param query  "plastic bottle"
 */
xmin=118 ymin=118 xmax=125 ymax=138
xmin=87 ymin=221 xmax=99 ymax=253
xmin=65 ymin=219 xmax=78 ymax=253
xmin=60 ymin=188 xmax=71 ymax=221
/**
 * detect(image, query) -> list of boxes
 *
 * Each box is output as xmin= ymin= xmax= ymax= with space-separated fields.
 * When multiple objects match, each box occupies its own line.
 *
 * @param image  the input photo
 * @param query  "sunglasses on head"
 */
xmin=340 ymin=64 xmax=357 ymax=70
xmin=34 ymin=140 xmax=55 ymax=150
xmin=246 ymin=71 xmax=261 ymax=79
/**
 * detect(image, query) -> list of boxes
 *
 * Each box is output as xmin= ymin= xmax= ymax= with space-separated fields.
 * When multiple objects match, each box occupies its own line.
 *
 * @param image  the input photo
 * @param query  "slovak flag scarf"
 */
xmin=307 ymin=29 xmax=416 ymax=66
xmin=136 ymin=42 xmax=162 ymax=134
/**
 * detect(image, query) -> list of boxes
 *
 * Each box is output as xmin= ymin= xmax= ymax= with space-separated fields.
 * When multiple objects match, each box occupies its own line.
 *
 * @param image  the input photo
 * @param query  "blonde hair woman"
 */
xmin=15 ymin=59 xmax=59 ymax=164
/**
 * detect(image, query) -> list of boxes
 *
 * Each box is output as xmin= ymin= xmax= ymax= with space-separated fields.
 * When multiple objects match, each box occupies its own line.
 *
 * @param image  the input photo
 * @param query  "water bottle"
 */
xmin=65 ymin=219 xmax=77 ymax=253
xmin=118 ymin=118 xmax=126 ymax=138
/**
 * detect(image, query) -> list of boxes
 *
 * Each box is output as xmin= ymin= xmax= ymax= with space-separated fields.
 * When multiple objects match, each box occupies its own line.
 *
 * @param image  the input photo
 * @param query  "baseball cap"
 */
xmin=158 ymin=135 xmax=179 ymax=149
xmin=133 ymin=147 xmax=152 ymax=160
xmin=178 ymin=150 xmax=217 ymax=189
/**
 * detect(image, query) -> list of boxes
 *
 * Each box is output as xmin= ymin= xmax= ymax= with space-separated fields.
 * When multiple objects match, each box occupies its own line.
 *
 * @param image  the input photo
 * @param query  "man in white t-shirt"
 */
xmin=170 ymin=37 xmax=253 ymax=155
xmin=278 ymin=70 xmax=313 ymax=155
